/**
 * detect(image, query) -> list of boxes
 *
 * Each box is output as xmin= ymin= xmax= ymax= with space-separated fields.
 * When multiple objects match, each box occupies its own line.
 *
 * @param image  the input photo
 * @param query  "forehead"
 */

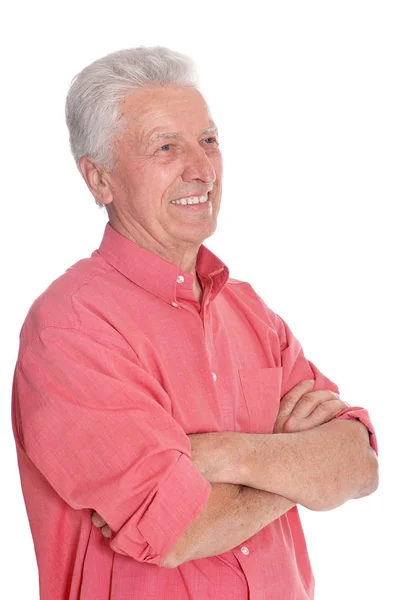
xmin=119 ymin=86 xmax=214 ymax=138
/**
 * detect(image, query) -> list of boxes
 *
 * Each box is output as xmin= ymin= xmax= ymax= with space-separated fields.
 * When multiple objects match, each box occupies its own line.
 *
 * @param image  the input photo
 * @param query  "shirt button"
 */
xmin=171 ymin=302 xmax=179 ymax=308
xmin=176 ymin=275 xmax=185 ymax=284
xmin=212 ymin=372 xmax=217 ymax=382
xmin=241 ymin=546 xmax=250 ymax=556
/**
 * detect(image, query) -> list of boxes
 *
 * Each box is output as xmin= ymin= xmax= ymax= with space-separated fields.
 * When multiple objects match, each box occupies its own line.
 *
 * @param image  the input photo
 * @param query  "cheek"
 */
xmin=210 ymin=153 xmax=223 ymax=181
xmin=156 ymin=168 xmax=178 ymax=190
xmin=217 ymin=154 xmax=223 ymax=175
xmin=146 ymin=166 xmax=183 ymax=204
xmin=124 ymin=166 xmax=168 ymax=201
xmin=212 ymin=158 xmax=223 ymax=191
xmin=127 ymin=168 xmax=181 ymax=216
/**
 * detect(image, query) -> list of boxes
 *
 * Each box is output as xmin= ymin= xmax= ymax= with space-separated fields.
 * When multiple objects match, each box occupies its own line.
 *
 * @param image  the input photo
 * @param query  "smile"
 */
xmin=171 ymin=194 xmax=209 ymax=205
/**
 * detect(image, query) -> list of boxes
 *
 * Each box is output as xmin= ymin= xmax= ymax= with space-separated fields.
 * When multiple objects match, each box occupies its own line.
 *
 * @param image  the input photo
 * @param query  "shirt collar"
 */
xmin=97 ymin=223 xmax=229 ymax=306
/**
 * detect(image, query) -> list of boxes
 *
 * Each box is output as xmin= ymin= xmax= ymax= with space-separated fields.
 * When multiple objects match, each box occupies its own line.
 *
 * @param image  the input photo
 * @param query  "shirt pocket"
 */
xmin=238 ymin=366 xmax=283 ymax=433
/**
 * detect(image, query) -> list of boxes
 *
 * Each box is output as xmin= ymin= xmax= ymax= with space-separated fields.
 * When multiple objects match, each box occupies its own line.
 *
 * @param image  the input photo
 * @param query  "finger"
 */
xmin=101 ymin=525 xmax=112 ymax=539
xmin=277 ymin=379 xmax=315 ymax=418
xmin=292 ymin=399 xmax=348 ymax=432
xmin=91 ymin=511 xmax=107 ymax=528
xmin=307 ymin=398 xmax=349 ymax=425
xmin=289 ymin=390 xmax=339 ymax=420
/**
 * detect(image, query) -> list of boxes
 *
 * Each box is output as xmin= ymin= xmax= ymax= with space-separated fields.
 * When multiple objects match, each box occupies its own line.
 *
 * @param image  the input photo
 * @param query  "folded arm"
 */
xmin=161 ymin=484 xmax=294 ymax=568
xmin=189 ymin=417 xmax=378 ymax=511
xmin=94 ymin=381 xmax=378 ymax=569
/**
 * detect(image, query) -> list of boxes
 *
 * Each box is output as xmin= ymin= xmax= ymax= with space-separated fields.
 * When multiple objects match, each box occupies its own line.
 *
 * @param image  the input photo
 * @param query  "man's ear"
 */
xmin=79 ymin=156 xmax=114 ymax=206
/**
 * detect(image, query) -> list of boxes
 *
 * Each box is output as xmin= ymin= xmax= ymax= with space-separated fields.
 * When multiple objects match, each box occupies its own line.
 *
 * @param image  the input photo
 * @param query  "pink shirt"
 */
xmin=12 ymin=224 xmax=376 ymax=600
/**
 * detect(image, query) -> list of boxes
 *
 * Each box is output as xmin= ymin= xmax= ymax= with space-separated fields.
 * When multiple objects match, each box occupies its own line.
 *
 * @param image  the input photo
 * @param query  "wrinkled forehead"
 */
xmin=118 ymin=86 xmax=214 ymax=141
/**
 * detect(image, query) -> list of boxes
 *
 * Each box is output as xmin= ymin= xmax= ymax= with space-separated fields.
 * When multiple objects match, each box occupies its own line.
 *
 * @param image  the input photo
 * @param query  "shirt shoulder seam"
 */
xmin=70 ymin=258 xmax=115 ymax=298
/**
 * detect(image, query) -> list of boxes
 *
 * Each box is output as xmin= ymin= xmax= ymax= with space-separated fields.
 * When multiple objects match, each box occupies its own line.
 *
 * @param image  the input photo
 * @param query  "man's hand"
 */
xmin=91 ymin=511 xmax=111 ymax=538
xmin=273 ymin=379 xmax=349 ymax=434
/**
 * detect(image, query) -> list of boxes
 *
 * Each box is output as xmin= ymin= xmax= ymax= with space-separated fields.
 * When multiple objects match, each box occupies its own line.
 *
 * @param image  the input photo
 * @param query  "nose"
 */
xmin=181 ymin=144 xmax=216 ymax=185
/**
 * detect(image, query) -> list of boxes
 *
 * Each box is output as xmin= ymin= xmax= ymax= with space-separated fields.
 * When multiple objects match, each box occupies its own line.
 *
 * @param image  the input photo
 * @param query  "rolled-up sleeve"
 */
xmin=15 ymin=326 xmax=211 ymax=566
xmin=273 ymin=313 xmax=378 ymax=453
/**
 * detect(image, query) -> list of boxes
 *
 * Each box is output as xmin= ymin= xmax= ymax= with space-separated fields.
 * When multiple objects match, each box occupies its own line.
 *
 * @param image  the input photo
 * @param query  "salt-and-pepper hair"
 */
xmin=65 ymin=46 xmax=199 ymax=171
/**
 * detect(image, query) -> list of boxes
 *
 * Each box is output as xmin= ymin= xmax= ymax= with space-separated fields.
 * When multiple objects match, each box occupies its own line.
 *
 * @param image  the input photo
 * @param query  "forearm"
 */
xmin=192 ymin=420 xmax=378 ymax=511
xmin=241 ymin=420 xmax=377 ymax=509
xmin=161 ymin=483 xmax=294 ymax=568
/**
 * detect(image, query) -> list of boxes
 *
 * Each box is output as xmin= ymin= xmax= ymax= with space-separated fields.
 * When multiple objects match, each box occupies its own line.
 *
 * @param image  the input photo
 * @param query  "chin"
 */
xmin=197 ymin=223 xmax=218 ymax=244
xmin=178 ymin=224 xmax=217 ymax=246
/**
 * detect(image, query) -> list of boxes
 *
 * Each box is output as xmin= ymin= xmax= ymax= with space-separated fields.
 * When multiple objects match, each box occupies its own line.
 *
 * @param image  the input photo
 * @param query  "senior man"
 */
xmin=12 ymin=46 xmax=378 ymax=600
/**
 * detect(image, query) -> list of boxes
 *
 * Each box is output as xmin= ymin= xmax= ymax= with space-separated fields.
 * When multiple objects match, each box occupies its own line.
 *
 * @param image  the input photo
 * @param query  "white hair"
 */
xmin=65 ymin=46 xmax=199 ymax=173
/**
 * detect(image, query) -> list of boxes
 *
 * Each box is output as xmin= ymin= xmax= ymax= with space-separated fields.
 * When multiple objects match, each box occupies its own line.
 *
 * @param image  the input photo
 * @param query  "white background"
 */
xmin=1 ymin=1 xmax=398 ymax=598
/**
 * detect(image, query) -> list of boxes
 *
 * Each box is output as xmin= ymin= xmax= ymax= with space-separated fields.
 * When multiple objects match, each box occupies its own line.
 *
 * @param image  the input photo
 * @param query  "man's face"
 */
xmin=106 ymin=86 xmax=223 ymax=254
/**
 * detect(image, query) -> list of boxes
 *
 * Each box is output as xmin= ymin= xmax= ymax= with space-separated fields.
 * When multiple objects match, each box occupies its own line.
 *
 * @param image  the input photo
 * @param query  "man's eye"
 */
xmin=203 ymin=137 xmax=218 ymax=145
xmin=160 ymin=144 xmax=171 ymax=151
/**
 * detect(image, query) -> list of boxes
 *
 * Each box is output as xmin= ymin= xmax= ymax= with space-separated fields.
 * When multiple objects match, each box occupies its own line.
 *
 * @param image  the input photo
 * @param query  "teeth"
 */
xmin=171 ymin=194 xmax=209 ymax=205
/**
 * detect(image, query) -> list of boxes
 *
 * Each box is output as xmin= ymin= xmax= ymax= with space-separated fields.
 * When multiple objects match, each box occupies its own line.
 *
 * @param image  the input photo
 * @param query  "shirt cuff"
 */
xmin=110 ymin=453 xmax=211 ymax=565
xmin=334 ymin=406 xmax=378 ymax=455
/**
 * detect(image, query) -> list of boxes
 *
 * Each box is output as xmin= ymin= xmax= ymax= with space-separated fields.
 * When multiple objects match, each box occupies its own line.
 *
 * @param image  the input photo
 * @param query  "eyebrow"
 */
xmin=201 ymin=125 xmax=219 ymax=136
xmin=147 ymin=125 xmax=219 ymax=145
